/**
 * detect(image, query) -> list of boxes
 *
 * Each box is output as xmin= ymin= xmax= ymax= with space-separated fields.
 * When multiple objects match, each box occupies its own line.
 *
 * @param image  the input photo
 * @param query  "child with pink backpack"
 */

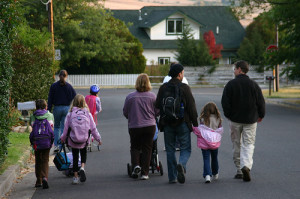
xmin=60 ymin=94 xmax=102 ymax=185
xmin=192 ymin=102 xmax=223 ymax=183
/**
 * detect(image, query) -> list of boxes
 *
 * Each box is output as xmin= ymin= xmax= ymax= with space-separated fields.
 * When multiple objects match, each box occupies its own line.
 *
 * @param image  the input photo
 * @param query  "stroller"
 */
xmin=87 ymin=135 xmax=100 ymax=152
xmin=127 ymin=125 xmax=163 ymax=177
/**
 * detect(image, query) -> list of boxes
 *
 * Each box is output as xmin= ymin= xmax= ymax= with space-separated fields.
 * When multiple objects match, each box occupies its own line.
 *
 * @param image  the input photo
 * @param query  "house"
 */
xmin=111 ymin=6 xmax=245 ymax=65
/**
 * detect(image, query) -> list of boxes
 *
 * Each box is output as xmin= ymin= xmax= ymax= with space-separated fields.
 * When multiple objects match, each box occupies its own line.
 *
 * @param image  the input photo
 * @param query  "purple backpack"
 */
xmin=30 ymin=118 xmax=54 ymax=150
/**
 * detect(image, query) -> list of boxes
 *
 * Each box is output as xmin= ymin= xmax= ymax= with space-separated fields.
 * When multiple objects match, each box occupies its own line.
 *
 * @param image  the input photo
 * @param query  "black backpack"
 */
xmin=161 ymin=82 xmax=184 ymax=122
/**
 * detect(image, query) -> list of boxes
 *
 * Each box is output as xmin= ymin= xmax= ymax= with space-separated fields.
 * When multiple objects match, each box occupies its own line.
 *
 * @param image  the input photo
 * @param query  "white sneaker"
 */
xmin=213 ymin=174 xmax=219 ymax=180
xmin=140 ymin=175 xmax=149 ymax=180
xmin=72 ymin=177 xmax=79 ymax=185
xmin=131 ymin=165 xmax=141 ymax=179
xmin=205 ymin=175 xmax=211 ymax=183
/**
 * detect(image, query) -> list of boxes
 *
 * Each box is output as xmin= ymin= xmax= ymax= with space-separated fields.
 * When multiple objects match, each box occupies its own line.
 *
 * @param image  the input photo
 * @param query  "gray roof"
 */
xmin=111 ymin=6 xmax=245 ymax=56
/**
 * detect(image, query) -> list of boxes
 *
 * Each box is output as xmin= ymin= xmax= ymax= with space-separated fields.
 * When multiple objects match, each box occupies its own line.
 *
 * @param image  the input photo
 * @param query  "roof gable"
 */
xmin=111 ymin=6 xmax=245 ymax=50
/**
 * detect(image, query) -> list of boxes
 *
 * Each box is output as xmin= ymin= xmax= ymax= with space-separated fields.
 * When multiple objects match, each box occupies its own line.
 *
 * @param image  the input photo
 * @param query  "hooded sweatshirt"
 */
xmin=30 ymin=109 xmax=54 ymax=128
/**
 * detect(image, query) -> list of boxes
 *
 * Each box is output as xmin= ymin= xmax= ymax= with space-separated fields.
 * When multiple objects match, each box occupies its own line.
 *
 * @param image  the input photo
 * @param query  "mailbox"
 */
xmin=266 ymin=76 xmax=275 ymax=80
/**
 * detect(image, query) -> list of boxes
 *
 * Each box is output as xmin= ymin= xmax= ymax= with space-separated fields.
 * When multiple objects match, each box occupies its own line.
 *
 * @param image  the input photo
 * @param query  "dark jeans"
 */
xmin=201 ymin=149 xmax=219 ymax=177
xmin=35 ymin=148 xmax=50 ymax=185
xmin=53 ymin=105 xmax=69 ymax=147
xmin=72 ymin=147 xmax=87 ymax=173
xmin=164 ymin=122 xmax=191 ymax=181
xmin=129 ymin=125 xmax=156 ymax=176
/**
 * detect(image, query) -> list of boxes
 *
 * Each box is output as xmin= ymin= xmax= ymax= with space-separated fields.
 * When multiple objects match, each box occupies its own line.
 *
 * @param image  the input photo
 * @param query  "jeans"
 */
xmin=164 ymin=122 xmax=191 ymax=181
xmin=229 ymin=121 xmax=257 ymax=173
xmin=201 ymin=149 xmax=219 ymax=178
xmin=53 ymin=106 xmax=69 ymax=147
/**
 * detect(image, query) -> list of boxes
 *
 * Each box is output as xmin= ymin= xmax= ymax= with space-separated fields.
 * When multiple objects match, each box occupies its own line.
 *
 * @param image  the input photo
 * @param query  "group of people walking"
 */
xmin=30 ymin=70 xmax=103 ymax=188
xmin=29 ymin=60 xmax=265 ymax=189
xmin=123 ymin=60 xmax=265 ymax=184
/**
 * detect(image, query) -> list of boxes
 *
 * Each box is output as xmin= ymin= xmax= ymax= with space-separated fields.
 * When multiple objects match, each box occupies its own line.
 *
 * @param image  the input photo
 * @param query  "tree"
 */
xmin=231 ymin=0 xmax=300 ymax=79
xmin=21 ymin=0 xmax=146 ymax=74
xmin=176 ymin=24 xmax=214 ymax=66
xmin=203 ymin=30 xmax=223 ymax=59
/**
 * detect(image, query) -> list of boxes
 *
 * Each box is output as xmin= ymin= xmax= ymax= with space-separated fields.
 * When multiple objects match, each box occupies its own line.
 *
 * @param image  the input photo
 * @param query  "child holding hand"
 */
xmin=192 ymin=102 xmax=223 ymax=183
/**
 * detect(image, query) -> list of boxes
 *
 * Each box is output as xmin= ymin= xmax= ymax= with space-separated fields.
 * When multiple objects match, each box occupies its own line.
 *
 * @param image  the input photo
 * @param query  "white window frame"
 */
xmin=166 ymin=18 xmax=183 ymax=35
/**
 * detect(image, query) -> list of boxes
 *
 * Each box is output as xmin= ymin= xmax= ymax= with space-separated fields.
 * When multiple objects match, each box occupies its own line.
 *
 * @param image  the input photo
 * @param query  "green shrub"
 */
xmin=11 ymin=42 xmax=54 ymax=106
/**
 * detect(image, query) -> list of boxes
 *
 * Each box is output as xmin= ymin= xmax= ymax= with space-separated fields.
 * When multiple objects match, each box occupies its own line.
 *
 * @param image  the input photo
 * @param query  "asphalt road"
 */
xmin=9 ymin=87 xmax=300 ymax=199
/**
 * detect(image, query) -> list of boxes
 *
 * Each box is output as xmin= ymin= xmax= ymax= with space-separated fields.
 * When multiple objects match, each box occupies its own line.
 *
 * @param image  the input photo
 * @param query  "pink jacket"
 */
xmin=61 ymin=107 xmax=101 ymax=149
xmin=192 ymin=125 xmax=223 ymax=150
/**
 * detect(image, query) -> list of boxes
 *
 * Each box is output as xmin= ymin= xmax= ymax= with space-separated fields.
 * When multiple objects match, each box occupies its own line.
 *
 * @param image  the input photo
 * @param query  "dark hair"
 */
xmin=36 ymin=99 xmax=47 ymax=110
xmin=90 ymin=90 xmax=98 ymax=96
xmin=234 ymin=60 xmax=249 ymax=74
xmin=199 ymin=102 xmax=222 ymax=127
xmin=59 ymin=70 xmax=68 ymax=85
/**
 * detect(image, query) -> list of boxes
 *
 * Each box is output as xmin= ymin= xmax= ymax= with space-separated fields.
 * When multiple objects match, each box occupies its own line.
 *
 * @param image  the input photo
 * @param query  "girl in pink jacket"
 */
xmin=192 ymin=102 xmax=223 ymax=183
xmin=61 ymin=94 xmax=102 ymax=185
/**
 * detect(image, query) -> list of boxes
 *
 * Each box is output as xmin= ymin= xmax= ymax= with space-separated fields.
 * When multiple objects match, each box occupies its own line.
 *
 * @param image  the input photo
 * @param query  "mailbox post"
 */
xmin=266 ymin=76 xmax=275 ymax=96
xmin=17 ymin=101 xmax=36 ymax=129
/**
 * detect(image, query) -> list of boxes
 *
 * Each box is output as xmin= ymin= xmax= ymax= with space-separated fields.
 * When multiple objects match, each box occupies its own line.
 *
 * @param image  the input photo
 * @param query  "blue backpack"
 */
xmin=29 ymin=118 xmax=54 ymax=150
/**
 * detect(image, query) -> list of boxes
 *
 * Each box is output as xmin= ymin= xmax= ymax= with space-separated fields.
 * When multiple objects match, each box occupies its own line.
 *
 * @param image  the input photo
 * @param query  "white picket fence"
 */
xmin=56 ymin=74 xmax=139 ymax=87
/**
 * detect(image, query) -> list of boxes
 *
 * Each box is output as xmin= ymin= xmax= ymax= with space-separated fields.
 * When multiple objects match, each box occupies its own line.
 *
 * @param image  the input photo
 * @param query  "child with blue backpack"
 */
xmin=61 ymin=94 xmax=102 ymax=185
xmin=30 ymin=99 xmax=54 ymax=189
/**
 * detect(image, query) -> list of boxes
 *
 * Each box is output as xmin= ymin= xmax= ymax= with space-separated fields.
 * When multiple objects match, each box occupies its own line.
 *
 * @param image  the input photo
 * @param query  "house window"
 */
xmin=158 ymin=57 xmax=170 ymax=65
xmin=167 ymin=19 xmax=183 ymax=34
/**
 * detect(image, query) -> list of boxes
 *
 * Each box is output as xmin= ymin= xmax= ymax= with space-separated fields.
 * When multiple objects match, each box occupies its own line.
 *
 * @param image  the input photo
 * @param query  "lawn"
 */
xmin=0 ymin=132 xmax=31 ymax=175
xmin=262 ymin=88 xmax=300 ymax=98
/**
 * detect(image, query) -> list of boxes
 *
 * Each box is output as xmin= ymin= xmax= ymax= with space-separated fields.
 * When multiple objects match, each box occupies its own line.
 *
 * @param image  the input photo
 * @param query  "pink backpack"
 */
xmin=68 ymin=109 xmax=91 ymax=145
xmin=85 ymin=95 xmax=97 ymax=123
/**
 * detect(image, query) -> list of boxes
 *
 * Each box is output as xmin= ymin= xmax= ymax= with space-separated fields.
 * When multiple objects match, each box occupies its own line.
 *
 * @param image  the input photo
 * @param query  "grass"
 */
xmin=0 ymin=132 xmax=31 ymax=175
xmin=262 ymin=88 xmax=300 ymax=99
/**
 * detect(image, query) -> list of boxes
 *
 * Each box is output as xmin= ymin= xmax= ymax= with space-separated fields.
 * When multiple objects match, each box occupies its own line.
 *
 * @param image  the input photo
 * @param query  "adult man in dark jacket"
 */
xmin=221 ymin=60 xmax=265 ymax=182
xmin=156 ymin=64 xmax=198 ymax=184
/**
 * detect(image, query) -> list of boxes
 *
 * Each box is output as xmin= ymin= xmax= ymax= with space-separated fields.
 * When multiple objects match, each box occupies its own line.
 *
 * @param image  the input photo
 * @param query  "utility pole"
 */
xmin=275 ymin=25 xmax=279 ymax=92
xmin=49 ymin=0 xmax=54 ymax=62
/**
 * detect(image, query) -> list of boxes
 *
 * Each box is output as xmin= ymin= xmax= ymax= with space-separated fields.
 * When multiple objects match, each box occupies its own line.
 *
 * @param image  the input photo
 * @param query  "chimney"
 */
xmin=139 ymin=10 xmax=142 ymax=20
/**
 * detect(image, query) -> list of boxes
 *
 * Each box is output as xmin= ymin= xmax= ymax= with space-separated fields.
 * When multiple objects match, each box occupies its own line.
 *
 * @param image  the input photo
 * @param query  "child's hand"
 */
xmin=98 ymin=141 xmax=102 ymax=145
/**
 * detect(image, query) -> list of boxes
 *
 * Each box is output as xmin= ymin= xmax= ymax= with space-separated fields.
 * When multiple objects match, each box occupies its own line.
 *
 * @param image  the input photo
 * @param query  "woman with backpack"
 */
xmin=123 ymin=74 xmax=159 ymax=180
xmin=30 ymin=99 xmax=54 ymax=189
xmin=60 ymin=94 xmax=102 ymax=185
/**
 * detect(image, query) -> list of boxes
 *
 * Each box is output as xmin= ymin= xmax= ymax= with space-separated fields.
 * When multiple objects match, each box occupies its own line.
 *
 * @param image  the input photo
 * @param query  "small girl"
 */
xmin=192 ymin=102 xmax=223 ymax=183
xmin=85 ymin=84 xmax=102 ymax=124
xmin=30 ymin=99 xmax=54 ymax=189
xmin=60 ymin=94 xmax=102 ymax=185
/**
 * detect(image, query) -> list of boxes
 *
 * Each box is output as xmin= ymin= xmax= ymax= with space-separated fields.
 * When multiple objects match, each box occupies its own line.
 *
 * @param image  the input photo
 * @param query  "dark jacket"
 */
xmin=221 ymin=74 xmax=265 ymax=124
xmin=47 ymin=81 xmax=76 ymax=112
xmin=155 ymin=78 xmax=198 ymax=131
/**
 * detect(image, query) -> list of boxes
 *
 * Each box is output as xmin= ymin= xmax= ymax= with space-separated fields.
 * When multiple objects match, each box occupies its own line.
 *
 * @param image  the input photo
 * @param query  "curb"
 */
xmin=265 ymin=98 xmax=300 ymax=109
xmin=0 ymin=148 xmax=31 ymax=198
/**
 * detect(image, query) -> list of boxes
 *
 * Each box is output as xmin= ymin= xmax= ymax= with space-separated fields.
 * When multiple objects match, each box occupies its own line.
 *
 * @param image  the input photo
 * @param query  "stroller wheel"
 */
xmin=159 ymin=161 xmax=163 ymax=176
xmin=127 ymin=163 xmax=132 ymax=177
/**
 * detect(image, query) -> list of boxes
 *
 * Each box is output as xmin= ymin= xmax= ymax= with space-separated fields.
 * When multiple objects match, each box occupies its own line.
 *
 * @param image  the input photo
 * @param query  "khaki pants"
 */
xmin=229 ymin=121 xmax=257 ymax=174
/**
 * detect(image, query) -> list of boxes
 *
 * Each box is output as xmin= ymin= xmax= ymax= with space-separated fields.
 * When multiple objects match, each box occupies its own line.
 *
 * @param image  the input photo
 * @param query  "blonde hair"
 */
xmin=199 ymin=102 xmax=222 ymax=126
xmin=69 ymin=94 xmax=89 ymax=112
xmin=135 ymin=73 xmax=152 ymax=92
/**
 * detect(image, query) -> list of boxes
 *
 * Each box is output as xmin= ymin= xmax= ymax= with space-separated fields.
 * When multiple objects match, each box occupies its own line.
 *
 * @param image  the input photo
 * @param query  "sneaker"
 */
xmin=205 ymin=175 xmax=211 ymax=183
xmin=140 ymin=175 xmax=149 ymax=180
xmin=176 ymin=164 xmax=185 ymax=184
xmin=175 ymin=148 xmax=181 ymax=151
xmin=234 ymin=173 xmax=243 ymax=179
xmin=131 ymin=165 xmax=141 ymax=179
xmin=241 ymin=166 xmax=251 ymax=182
xmin=42 ymin=178 xmax=49 ymax=189
xmin=169 ymin=179 xmax=177 ymax=184
xmin=53 ymin=146 xmax=59 ymax=153
xmin=72 ymin=177 xmax=79 ymax=185
xmin=35 ymin=184 xmax=42 ymax=188
xmin=213 ymin=174 xmax=219 ymax=180
xmin=79 ymin=168 xmax=86 ymax=182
